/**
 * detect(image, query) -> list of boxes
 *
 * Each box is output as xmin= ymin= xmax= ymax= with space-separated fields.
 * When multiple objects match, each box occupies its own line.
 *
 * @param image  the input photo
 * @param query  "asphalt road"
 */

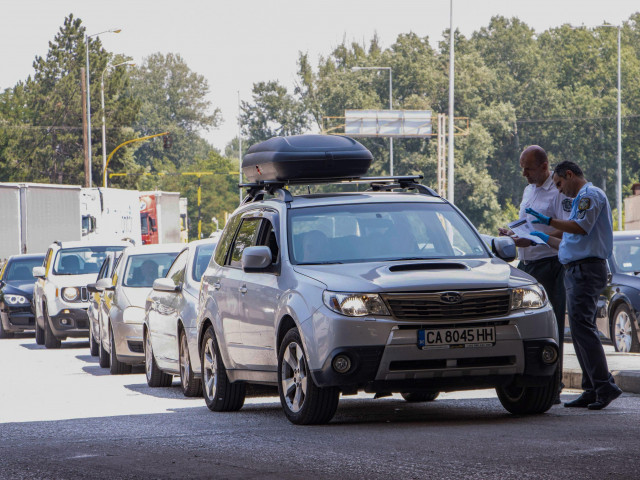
xmin=1 ymin=334 xmax=639 ymax=480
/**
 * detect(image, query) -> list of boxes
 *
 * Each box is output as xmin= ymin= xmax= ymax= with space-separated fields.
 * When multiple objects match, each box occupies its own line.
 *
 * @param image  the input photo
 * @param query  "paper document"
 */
xmin=508 ymin=218 xmax=550 ymax=247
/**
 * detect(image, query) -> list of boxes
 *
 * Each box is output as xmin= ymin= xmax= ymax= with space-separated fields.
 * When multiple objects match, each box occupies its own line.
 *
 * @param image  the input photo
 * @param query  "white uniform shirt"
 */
xmin=518 ymin=173 xmax=572 ymax=262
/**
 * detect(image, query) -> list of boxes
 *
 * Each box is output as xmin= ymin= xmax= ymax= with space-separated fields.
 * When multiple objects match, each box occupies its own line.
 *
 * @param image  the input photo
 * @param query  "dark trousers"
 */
xmin=519 ymin=256 xmax=566 ymax=355
xmin=564 ymin=261 xmax=617 ymax=395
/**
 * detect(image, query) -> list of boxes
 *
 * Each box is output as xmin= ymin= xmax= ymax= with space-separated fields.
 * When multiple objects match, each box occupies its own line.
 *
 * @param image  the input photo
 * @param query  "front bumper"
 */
xmin=305 ymin=305 xmax=559 ymax=393
xmin=1 ymin=306 xmax=35 ymax=332
xmin=111 ymin=321 xmax=144 ymax=365
xmin=49 ymin=308 xmax=90 ymax=339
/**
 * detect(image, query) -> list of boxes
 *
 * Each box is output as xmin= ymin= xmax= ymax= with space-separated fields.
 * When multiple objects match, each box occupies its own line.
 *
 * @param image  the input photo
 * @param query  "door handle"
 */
xmin=239 ymin=285 xmax=248 ymax=294
xmin=213 ymin=282 xmax=221 ymax=290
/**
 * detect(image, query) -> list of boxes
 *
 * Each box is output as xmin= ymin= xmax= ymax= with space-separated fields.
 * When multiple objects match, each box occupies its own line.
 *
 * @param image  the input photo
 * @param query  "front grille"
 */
xmin=383 ymin=289 xmax=510 ymax=321
xmin=128 ymin=341 xmax=144 ymax=353
xmin=80 ymin=287 xmax=89 ymax=302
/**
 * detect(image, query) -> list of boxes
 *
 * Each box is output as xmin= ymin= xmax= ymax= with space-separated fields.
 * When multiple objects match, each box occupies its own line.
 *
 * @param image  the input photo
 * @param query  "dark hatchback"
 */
xmin=0 ymin=254 xmax=45 ymax=338
xmin=588 ymin=230 xmax=640 ymax=353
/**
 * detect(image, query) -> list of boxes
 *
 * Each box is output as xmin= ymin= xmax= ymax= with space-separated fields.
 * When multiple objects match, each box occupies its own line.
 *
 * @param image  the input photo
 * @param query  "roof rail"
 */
xmin=239 ymin=174 xmax=440 ymax=203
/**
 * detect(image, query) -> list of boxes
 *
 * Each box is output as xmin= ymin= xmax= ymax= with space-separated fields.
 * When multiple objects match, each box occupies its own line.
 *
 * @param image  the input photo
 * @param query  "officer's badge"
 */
xmin=578 ymin=197 xmax=591 ymax=211
xmin=562 ymin=198 xmax=572 ymax=212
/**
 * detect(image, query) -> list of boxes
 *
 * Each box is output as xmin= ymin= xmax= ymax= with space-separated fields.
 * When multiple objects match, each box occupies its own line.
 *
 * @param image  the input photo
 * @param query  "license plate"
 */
xmin=418 ymin=326 xmax=496 ymax=349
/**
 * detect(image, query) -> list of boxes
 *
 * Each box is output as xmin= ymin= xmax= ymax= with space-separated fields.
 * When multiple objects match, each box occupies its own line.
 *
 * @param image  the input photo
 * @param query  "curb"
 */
xmin=563 ymin=368 xmax=640 ymax=394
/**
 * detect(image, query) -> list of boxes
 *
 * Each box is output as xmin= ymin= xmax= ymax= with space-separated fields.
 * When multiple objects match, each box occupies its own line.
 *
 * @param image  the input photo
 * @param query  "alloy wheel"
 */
xmin=280 ymin=341 xmax=308 ymax=413
xmin=202 ymin=337 xmax=217 ymax=401
xmin=180 ymin=332 xmax=190 ymax=389
xmin=614 ymin=310 xmax=633 ymax=352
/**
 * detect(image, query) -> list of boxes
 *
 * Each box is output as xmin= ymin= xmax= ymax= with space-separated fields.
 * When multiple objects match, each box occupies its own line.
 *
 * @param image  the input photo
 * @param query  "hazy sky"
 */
xmin=2 ymin=0 xmax=638 ymax=151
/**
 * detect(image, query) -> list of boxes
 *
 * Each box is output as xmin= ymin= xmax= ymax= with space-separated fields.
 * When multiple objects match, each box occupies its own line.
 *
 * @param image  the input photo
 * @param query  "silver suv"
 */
xmin=197 ymin=175 xmax=559 ymax=424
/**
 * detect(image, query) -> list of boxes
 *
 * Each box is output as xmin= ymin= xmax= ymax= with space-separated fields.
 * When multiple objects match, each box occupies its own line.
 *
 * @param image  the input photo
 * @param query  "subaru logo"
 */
xmin=440 ymin=292 xmax=462 ymax=304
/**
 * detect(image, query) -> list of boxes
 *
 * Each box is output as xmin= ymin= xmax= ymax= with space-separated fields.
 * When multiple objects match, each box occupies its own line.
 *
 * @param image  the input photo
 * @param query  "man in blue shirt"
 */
xmin=527 ymin=161 xmax=622 ymax=410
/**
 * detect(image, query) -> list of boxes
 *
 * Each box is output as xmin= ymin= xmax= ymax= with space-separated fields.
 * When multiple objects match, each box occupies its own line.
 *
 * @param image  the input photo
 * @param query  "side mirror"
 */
xmin=32 ymin=266 xmax=46 ymax=278
xmin=241 ymin=246 xmax=273 ymax=273
xmin=153 ymin=278 xmax=181 ymax=292
xmin=87 ymin=283 xmax=98 ymax=293
xmin=492 ymin=237 xmax=517 ymax=263
xmin=96 ymin=278 xmax=114 ymax=291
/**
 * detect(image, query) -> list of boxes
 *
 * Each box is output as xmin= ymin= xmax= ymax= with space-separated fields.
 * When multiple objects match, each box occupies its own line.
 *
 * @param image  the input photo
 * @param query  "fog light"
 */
xmin=63 ymin=309 xmax=70 ymax=314
xmin=541 ymin=345 xmax=558 ymax=365
xmin=332 ymin=354 xmax=352 ymax=374
xmin=60 ymin=318 xmax=69 ymax=326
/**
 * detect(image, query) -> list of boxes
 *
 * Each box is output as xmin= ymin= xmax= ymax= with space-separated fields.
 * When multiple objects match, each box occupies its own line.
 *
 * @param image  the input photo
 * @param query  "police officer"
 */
xmin=527 ymin=160 xmax=622 ymax=410
xmin=499 ymin=145 xmax=571 ymax=403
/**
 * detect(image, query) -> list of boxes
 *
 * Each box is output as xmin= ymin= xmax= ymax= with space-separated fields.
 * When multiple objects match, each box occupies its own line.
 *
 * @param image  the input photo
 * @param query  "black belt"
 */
xmin=522 ymin=256 xmax=558 ymax=266
xmin=563 ymin=257 xmax=606 ymax=269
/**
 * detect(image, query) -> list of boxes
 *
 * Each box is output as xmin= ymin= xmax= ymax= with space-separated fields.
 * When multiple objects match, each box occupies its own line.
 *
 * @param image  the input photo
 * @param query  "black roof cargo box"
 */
xmin=242 ymin=135 xmax=373 ymax=183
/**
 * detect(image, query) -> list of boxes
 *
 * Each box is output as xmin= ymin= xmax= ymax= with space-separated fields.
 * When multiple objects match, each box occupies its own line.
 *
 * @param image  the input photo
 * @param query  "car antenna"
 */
xmin=307 ymin=185 xmax=311 ymax=194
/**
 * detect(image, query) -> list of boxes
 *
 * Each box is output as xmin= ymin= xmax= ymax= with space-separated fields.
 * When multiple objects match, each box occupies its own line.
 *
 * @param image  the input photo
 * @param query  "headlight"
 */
xmin=122 ymin=307 xmax=145 ymax=324
xmin=323 ymin=291 xmax=390 ymax=317
xmin=5 ymin=295 xmax=28 ymax=305
xmin=62 ymin=287 xmax=79 ymax=302
xmin=511 ymin=284 xmax=547 ymax=310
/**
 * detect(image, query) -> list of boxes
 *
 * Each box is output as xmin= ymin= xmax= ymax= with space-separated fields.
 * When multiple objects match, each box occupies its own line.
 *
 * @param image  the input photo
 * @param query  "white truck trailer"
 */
xmin=0 ymin=183 xmax=82 ymax=261
xmin=80 ymin=188 xmax=142 ymax=245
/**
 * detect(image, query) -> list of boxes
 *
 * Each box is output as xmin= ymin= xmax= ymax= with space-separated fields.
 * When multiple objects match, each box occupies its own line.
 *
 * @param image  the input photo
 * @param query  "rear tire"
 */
xmin=43 ymin=306 xmax=61 ymax=349
xmin=109 ymin=325 xmax=132 ymax=375
xmin=35 ymin=322 xmax=45 ymax=345
xmin=496 ymin=374 xmax=557 ymax=415
xmin=144 ymin=329 xmax=172 ymax=387
xmin=401 ymin=391 xmax=439 ymax=402
xmin=179 ymin=329 xmax=201 ymax=397
xmin=610 ymin=304 xmax=640 ymax=353
xmin=98 ymin=324 xmax=110 ymax=368
xmin=278 ymin=328 xmax=339 ymax=425
xmin=89 ymin=327 xmax=99 ymax=356
xmin=201 ymin=325 xmax=245 ymax=411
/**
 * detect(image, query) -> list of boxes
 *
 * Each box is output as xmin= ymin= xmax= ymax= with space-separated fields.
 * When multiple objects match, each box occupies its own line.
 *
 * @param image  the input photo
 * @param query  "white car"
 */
xmin=95 ymin=244 xmax=182 ymax=374
xmin=32 ymin=241 xmax=130 ymax=349
xmin=144 ymin=238 xmax=217 ymax=395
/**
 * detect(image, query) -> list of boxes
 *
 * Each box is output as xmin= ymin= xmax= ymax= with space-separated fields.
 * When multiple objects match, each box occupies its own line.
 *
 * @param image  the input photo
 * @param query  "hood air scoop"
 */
xmin=388 ymin=262 xmax=468 ymax=272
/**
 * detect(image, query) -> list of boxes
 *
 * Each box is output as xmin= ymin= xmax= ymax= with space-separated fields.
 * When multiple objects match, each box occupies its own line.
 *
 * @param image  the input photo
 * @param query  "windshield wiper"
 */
xmin=297 ymin=261 xmax=343 ymax=265
xmin=382 ymin=257 xmax=440 ymax=262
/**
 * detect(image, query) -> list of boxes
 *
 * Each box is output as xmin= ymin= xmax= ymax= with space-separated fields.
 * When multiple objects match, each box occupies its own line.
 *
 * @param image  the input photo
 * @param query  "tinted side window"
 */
xmin=98 ymin=257 xmax=111 ymax=280
xmin=257 ymin=220 xmax=279 ymax=264
xmin=229 ymin=218 xmax=261 ymax=268
xmin=214 ymin=214 xmax=243 ymax=266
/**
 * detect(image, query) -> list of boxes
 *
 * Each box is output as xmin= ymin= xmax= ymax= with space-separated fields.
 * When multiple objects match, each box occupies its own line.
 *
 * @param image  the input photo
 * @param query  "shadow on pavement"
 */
xmin=76 ymin=354 xmax=98 ymax=363
xmin=20 ymin=340 xmax=90 ymax=350
xmin=81 ymin=365 xmax=111 ymax=377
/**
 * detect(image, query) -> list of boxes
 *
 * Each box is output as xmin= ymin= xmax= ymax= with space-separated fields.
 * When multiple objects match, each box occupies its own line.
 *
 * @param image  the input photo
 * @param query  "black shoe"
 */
xmin=564 ymin=393 xmax=596 ymax=408
xmin=587 ymin=388 xmax=622 ymax=410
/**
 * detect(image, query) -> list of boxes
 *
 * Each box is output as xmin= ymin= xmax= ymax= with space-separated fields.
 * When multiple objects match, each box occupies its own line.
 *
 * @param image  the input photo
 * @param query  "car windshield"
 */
xmin=3 ymin=257 xmax=44 ymax=282
xmin=53 ymin=247 xmax=125 ymax=275
xmin=123 ymin=252 xmax=180 ymax=287
xmin=611 ymin=239 xmax=640 ymax=273
xmin=192 ymin=243 xmax=216 ymax=282
xmin=288 ymin=202 xmax=489 ymax=265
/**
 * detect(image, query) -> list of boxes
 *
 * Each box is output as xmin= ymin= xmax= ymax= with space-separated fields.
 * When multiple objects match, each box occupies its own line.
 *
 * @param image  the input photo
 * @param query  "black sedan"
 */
xmin=0 ymin=253 xmax=45 ymax=338
xmin=592 ymin=230 xmax=640 ymax=353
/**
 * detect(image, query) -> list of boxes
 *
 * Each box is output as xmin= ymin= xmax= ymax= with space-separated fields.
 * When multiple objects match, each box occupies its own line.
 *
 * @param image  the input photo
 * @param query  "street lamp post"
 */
xmin=448 ymin=0 xmax=455 ymax=204
xmin=351 ymin=66 xmax=393 ymax=175
xmin=101 ymin=61 xmax=135 ymax=188
xmin=85 ymin=28 xmax=121 ymax=187
xmin=571 ymin=24 xmax=622 ymax=229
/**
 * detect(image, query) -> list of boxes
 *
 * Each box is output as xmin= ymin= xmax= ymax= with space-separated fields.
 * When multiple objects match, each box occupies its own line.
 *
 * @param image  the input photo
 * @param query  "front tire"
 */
xmin=278 ymin=328 xmax=339 ymax=425
xmin=201 ymin=325 xmax=245 ymax=411
xmin=35 ymin=321 xmax=45 ymax=345
xmin=89 ymin=327 xmax=99 ymax=356
xmin=0 ymin=318 xmax=14 ymax=338
xmin=496 ymin=374 xmax=557 ymax=415
xmin=109 ymin=325 xmax=132 ymax=375
xmin=610 ymin=304 xmax=640 ymax=353
xmin=144 ymin=329 xmax=172 ymax=387
xmin=179 ymin=329 xmax=201 ymax=397
xmin=401 ymin=391 xmax=439 ymax=402
xmin=43 ymin=306 xmax=61 ymax=349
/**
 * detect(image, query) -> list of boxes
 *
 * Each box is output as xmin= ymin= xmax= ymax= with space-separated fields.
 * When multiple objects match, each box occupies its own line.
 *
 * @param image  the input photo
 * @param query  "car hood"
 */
xmin=50 ymin=273 xmax=99 ymax=288
xmin=1 ymin=281 xmax=35 ymax=297
xmin=293 ymin=258 xmax=534 ymax=293
xmin=121 ymin=286 xmax=153 ymax=308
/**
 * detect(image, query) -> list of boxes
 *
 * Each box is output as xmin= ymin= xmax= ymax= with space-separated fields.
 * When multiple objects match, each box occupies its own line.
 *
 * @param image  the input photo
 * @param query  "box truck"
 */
xmin=0 ymin=183 xmax=82 ymax=261
xmin=81 ymin=188 xmax=142 ymax=245
xmin=139 ymin=191 xmax=181 ymax=244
